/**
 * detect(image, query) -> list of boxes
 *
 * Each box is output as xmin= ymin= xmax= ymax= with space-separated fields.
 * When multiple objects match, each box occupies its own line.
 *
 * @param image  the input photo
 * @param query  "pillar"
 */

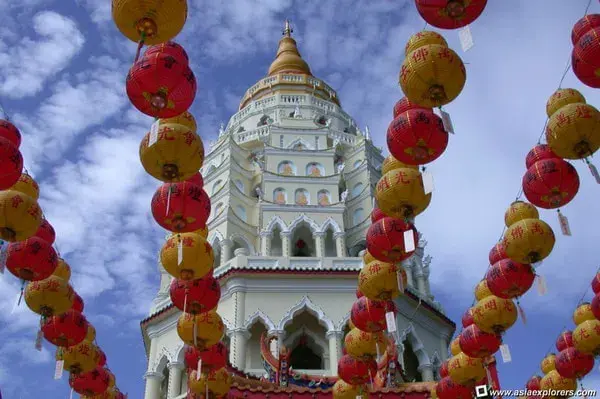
xmin=333 ymin=232 xmax=346 ymax=257
xmin=143 ymin=371 xmax=163 ymax=399
xmin=314 ymin=232 xmax=325 ymax=257
xmin=401 ymin=258 xmax=415 ymax=287
xmin=418 ymin=363 xmax=435 ymax=382
xmin=326 ymin=331 xmax=343 ymax=376
xmin=415 ymin=270 xmax=427 ymax=296
xmin=281 ymin=231 xmax=292 ymax=257
xmin=230 ymin=290 xmax=248 ymax=369
xmin=234 ymin=248 xmax=249 ymax=257
xmin=260 ymin=231 xmax=272 ymax=256
xmin=220 ymin=239 xmax=233 ymax=265
xmin=167 ymin=362 xmax=184 ymax=398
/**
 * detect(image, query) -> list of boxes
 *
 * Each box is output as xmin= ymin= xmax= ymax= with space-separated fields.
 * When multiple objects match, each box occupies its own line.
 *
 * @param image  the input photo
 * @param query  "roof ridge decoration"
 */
xmin=268 ymin=20 xmax=312 ymax=77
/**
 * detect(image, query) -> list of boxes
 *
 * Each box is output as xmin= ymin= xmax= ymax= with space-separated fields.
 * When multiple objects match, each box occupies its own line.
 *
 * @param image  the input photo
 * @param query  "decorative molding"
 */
xmin=325 ymin=330 xmax=343 ymax=339
xmin=319 ymin=217 xmax=342 ymax=234
xmin=333 ymin=232 xmax=346 ymax=239
xmin=144 ymin=371 xmax=164 ymax=381
xmin=277 ymin=295 xmax=335 ymax=332
xmin=337 ymin=311 xmax=351 ymax=331
xmin=287 ymin=137 xmax=314 ymax=150
xmin=231 ymin=328 xmax=252 ymax=339
xmin=264 ymin=215 xmax=287 ymax=234
xmin=286 ymin=213 xmax=321 ymax=234
xmin=243 ymin=309 xmax=277 ymax=331
xmin=168 ymin=361 xmax=185 ymax=370
xmin=284 ymin=326 xmax=328 ymax=356
xmin=207 ymin=230 xmax=225 ymax=246
xmin=230 ymin=233 xmax=257 ymax=255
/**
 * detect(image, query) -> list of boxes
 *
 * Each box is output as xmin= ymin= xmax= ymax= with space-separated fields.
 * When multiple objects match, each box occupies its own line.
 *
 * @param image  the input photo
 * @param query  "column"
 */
xmin=326 ymin=331 xmax=343 ymax=376
xmin=333 ymin=232 xmax=346 ymax=257
xmin=220 ymin=239 xmax=233 ymax=265
xmin=230 ymin=290 xmax=247 ymax=369
xmin=234 ymin=248 xmax=249 ymax=257
xmin=143 ymin=371 xmax=163 ymax=399
xmin=260 ymin=231 xmax=272 ymax=256
xmin=281 ymin=231 xmax=292 ymax=257
xmin=314 ymin=232 xmax=325 ymax=258
xmin=418 ymin=363 xmax=435 ymax=382
xmin=167 ymin=362 xmax=184 ymax=398
xmin=231 ymin=328 xmax=251 ymax=369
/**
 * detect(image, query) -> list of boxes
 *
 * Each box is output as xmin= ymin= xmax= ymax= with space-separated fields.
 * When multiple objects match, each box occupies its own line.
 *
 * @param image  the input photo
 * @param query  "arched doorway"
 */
xmin=291 ymin=222 xmax=315 ymax=257
xmin=402 ymin=339 xmax=422 ymax=382
xmin=283 ymin=310 xmax=327 ymax=371
xmin=270 ymin=226 xmax=283 ymax=256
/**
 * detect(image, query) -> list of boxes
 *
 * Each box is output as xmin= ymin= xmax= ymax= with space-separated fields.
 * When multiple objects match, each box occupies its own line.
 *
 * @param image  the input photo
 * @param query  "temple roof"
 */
xmin=267 ymin=20 xmax=312 ymax=76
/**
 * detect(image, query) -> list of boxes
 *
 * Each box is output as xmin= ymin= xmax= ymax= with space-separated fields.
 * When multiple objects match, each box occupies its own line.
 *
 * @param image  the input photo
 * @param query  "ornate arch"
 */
xmin=243 ymin=310 xmax=276 ymax=330
xmin=174 ymin=343 xmax=186 ymax=363
xmin=229 ymin=233 xmax=256 ymax=255
xmin=287 ymin=137 xmax=313 ymax=150
xmin=319 ymin=217 xmax=342 ymax=234
xmin=264 ymin=216 xmax=287 ymax=234
xmin=399 ymin=323 xmax=431 ymax=367
xmin=277 ymin=295 xmax=335 ymax=332
xmin=337 ymin=311 xmax=351 ymax=331
xmin=284 ymin=326 xmax=328 ymax=357
xmin=150 ymin=347 xmax=172 ymax=372
xmin=285 ymin=213 xmax=320 ymax=234
xmin=221 ymin=315 xmax=234 ymax=331
xmin=207 ymin=230 xmax=225 ymax=248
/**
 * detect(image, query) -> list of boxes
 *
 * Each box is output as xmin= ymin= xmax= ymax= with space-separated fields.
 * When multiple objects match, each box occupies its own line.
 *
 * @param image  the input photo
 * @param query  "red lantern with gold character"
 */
xmin=0 ymin=119 xmax=21 ymax=147
xmin=415 ymin=0 xmax=487 ymax=29
xmin=387 ymin=108 xmax=449 ymax=165
xmin=555 ymin=347 xmax=594 ymax=379
xmin=488 ymin=242 xmax=507 ymax=265
xmin=526 ymin=375 xmax=541 ymax=391
xmin=69 ymin=366 xmax=110 ymax=396
xmin=461 ymin=308 xmax=474 ymax=328
xmin=42 ymin=309 xmax=89 ymax=348
xmin=591 ymin=293 xmax=600 ymax=320
xmin=34 ymin=219 xmax=56 ymax=244
xmin=572 ymin=14 xmax=600 ymax=45
xmin=485 ymin=259 xmax=535 ymax=299
xmin=573 ymin=28 xmax=600 ymax=71
xmin=337 ymin=354 xmax=377 ymax=385
xmin=436 ymin=376 xmax=472 ymax=399
xmin=97 ymin=348 xmax=107 ymax=368
xmin=366 ymin=217 xmax=418 ymax=263
xmin=351 ymin=296 xmax=395 ymax=333
xmin=6 ymin=237 xmax=58 ymax=281
xmin=523 ymin=158 xmax=580 ymax=209
xmin=126 ymin=52 xmax=196 ymax=118
xmin=592 ymin=273 xmax=600 ymax=294
xmin=185 ymin=342 xmax=228 ymax=371
xmin=371 ymin=207 xmax=387 ymax=223
xmin=458 ymin=324 xmax=501 ymax=359
xmin=151 ymin=182 xmax=211 ymax=233
xmin=0 ymin=137 xmax=23 ymax=190
xmin=186 ymin=172 xmax=204 ymax=188
xmin=393 ymin=97 xmax=420 ymax=117
xmin=144 ymin=41 xmax=189 ymax=65
xmin=572 ymin=50 xmax=600 ymax=89
xmin=169 ymin=275 xmax=220 ymax=314
xmin=556 ymin=331 xmax=574 ymax=352
xmin=71 ymin=292 xmax=84 ymax=313
xmin=526 ymin=145 xmax=559 ymax=170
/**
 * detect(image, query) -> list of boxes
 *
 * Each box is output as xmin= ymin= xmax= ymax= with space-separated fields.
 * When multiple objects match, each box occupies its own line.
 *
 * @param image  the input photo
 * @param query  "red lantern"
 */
xmin=366 ymin=217 xmax=418 ymax=263
xmin=185 ymin=342 xmax=228 ymax=371
xmin=387 ymin=108 xmax=448 ymax=165
xmin=350 ymin=296 xmax=395 ymax=333
xmin=97 ymin=348 xmax=107 ymax=367
xmin=574 ymin=28 xmax=600 ymax=69
xmin=186 ymin=172 xmax=204 ymax=188
xmin=42 ymin=310 xmax=88 ymax=347
xmin=485 ymin=259 xmax=535 ymax=299
xmin=573 ymin=14 xmax=600 ymax=45
xmin=458 ymin=324 xmax=501 ymax=358
xmin=69 ymin=366 xmax=110 ymax=396
xmin=34 ymin=219 xmax=56 ymax=245
xmin=6 ymin=237 xmax=58 ymax=281
xmin=526 ymin=375 xmax=541 ymax=391
xmin=371 ymin=207 xmax=387 ymax=223
xmin=126 ymin=52 xmax=196 ymax=118
xmin=436 ymin=376 xmax=473 ymax=399
xmin=144 ymin=41 xmax=189 ymax=65
xmin=151 ymin=182 xmax=211 ymax=233
xmin=440 ymin=361 xmax=449 ymax=378
xmin=525 ymin=144 xmax=558 ymax=169
xmin=72 ymin=292 xmax=84 ymax=313
xmin=356 ymin=288 xmax=364 ymax=299
xmin=591 ymin=293 xmax=600 ymax=320
xmin=593 ymin=273 xmax=600 ymax=295
xmin=522 ymin=158 xmax=580 ymax=209
xmin=0 ymin=137 xmax=23 ymax=190
xmin=488 ymin=242 xmax=507 ymax=265
xmin=170 ymin=276 xmax=221 ymax=314
xmin=556 ymin=331 xmax=574 ymax=352
xmin=393 ymin=97 xmax=420 ymax=118
xmin=337 ymin=354 xmax=377 ymax=385
xmin=415 ymin=0 xmax=487 ymax=29
xmin=462 ymin=308 xmax=474 ymax=328
xmin=0 ymin=119 xmax=21 ymax=147
xmin=555 ymin=347 xmax=594 ymax=379
xmin=572 ymin=47 xmax=600 ymax=88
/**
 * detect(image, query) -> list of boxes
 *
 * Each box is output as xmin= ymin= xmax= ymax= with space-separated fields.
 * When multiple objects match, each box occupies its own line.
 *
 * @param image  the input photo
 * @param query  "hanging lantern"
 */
xmin=6 ymin=237 xmax=58 ymax=281
xmin=350 ymin=296 xmax=395 ymax=333
xmin=0 ymin=138 xmax=23 ymax=190
xmin=447 ymin=352 xmax=486 ymax=386
xmin=573 ymin=302 xmax=594 ymax=325
xmin=126 ymin=53 xmax=196 ymax=118
xmin=371 ymin=207 xmax=387 ymax=223
xmin=161 ymin=110 xmax=198 ymax=134
xmin=546 ymin=102 xmax=600 ymax=159
xmin=400 ymin=33 xmax=466 ymax=108
xmin=0 ymin=119 xmax=21 ymax=147
xmin=188 ymin=367 xmax=232 ymax=397
xmin=97 ymin=348 xmax=107 ymax=368
xmin=34 ymin=219 xmax=56 ymax=244
xmin=337 ymin=354 xmax=377 ymax=385
xmin=355 ymin=288 xmax=364 ymax=299
xmin=556 ymin=331 xmax=574 ymax=352
xmin=362 ymin=250 xmax=376 ymax=266
xmin=415 ymin=0 xmax=487 ymax=29
xmin=144 ymin=41 xmax=189 ymax=65
xmin=366 ymin=217 xmax=418 ymax=263
xmin=25 ymin=275 xmax=74 ymax=317
xmin=502 ymin=218 xmax=555 ymax=264
xmin=572 ymin=14 xmax=600 ymax=45
xmin=472 ymin=295 xmax=517 ymax=334
xmin=526 ymin=375 xmax=541 ymax=391
xmin=177 ymin=311 xmax=224 ymax=351
xmin=72 ymin=292 xmax=84 ymax=313
xmin=436 ymin=376 xmax=473 ymax=399
xmin=375 ymin=168 xmax=432 ymax=219
xmin=593 ymin=273 xmax=600 ymax=294
xmin=488 ymin=242 xmax=507 ymax=265
xmin=393 ymin=97 xmax=421 ymax=118
xmin=0 ymin=190 xmax=42 ymax=242
xmin=573 ymin=319 xmax=600 ymax=355
xmin=591 ymin=293 xmax=600 ymax=320
xmin=474 ymin=279 xmax=492 ymax=301
xmin=525 ymin=144 xmax=559 ymax=169
xmin=485 ymin=259 xmax=535 ymax=299
xmin=344 ymin=328 xmax=388 ymax=360
xmin=461 ymin=308 xmax=474 ymax=328
xmin=160 ymin=233 xmax=214 ymax=280
xmin=404 ymin=31 xmax=448 ymax=55
xmin=140 ymin=122 xmax=204 ymax=182
xmin=85 ymin=324 xmax=96 ymax=343
xmin=9 ymin=173 xmax=39 ymax=200
xmin=572 ymin=50 xmax=600 ymax=88
xmin=504 ymin=201 xmax=539 ymax=228
xmin=387 ymin=108 xmax=449 ymax=165
xmin=440 ymin=361 xmax=449 ymax=378
xmin=69 ymin=366 xmax=110 ymax=396
xmin=152 ymin=183 xmax=211 ymax=233
xmin=358 ymin=260 xmax=406 ymax=301
xmin=42 ymin=309 xmax=89 ymax=348
xmin=555 ymin=347 xmax=594 ymax=379
xmin=184 ymin=342 xmax=228 ymax=371
xmin=458 ymin=324 xmax=501 ymax=359
xmin=169 ymin=275 xmax=220 ymax=314
xmin=105 ymin=369 xmax=115 ymax=389
xmin=523 ymin=158 xmax=580 ymax=209
xmin=61 ymin=341 xmax=101 ymax=374
xmin=540 ymin=370 xmax=577 ymax=395
xmin=573 ymin=28 xmax=600 ymax=71
xmin=541 ymin=353 xmax=557 ymax=374
xmin=53 ymin=258 xmax=71 ymax=280
xmin=546 ymin=88 xmax=586 ymax=118
xmin=381 ymin=154 xmax=418 ymax=176
xmin=332 ymin=379 xmax=367 ymax=399
xmin=450 ymin=336 xmax=461 ymax=356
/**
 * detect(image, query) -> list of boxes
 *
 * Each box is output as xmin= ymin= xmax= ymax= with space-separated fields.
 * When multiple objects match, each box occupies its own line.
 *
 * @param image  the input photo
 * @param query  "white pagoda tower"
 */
xmin=140 ymin=21 xmax=456 ymax=399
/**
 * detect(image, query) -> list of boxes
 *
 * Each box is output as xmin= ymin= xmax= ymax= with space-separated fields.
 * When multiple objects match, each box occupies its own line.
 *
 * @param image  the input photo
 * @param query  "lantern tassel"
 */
xmin=11 ymin=281 xmax=25 ymax=314
xmin=484 ymin=364 xmax=493 ymax=389
xmin=536 ymin=274 xmax=547 ymax=295
xmin=197 ymin=359 xmax=202 ymax=379
xmin=516 ymin=300 xmax=527 ymax=325
xmin=586 ymin=158 xmax=600 ymax=184
xmin=396 ymin=269 xmax=405 ymax=294
xmin=183 ymin=288 xmax=188 ymax=314
xmin=193 ymin=319 xmax=198 ymax=347
xmin=557 ymin=209 xmax=571 ymax=236
xmin=35 ymin=317 xmax=43 ymax=351
xmin=166 ymin=185 xmax=172 ymax=217
xmin=134 ymin=32 xmax=146 ymax=64
xmin=368 ymin=369 xmax=374 ymax=391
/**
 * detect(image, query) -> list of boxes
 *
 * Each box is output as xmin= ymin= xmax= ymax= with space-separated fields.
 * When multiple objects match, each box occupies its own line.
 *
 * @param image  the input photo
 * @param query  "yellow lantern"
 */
xmin=139 ymin=122 xmax=204 ymax=182
xmin=381 ymin=155 xmax=418 ymax=175
xmin=25 ymin=276 xmax=74 ymax=317
xmin=53 ymin=258 xmax=72 ymax=280
xmin=375 ymin=168 xmax=432 ymax=219
xmin=502 ymin=218 xmax=555 ymax=264
xmin=193 ymin=226 xmax=209 ymax=239
xmin=358 ymin=260 xmax=405 ymax=301
xmin=404 ymin=31 xmax=448 ymax=55
xmin=161 ymin=111 xmax=197 ymax=133
xmin=546 ymin=88 xmax=586 ymax=118
xmin=541 ymin=353 xmax=556 ymax=374
xmin=348 ymin=319 xmax=356 ymax=330
xmin=450 ymin=336 xmax=461 ymax=356
xmin=400 ymin=44 xmax=466 ymax=108
xmin=430 ymin=385 xmax=438 ymax=399
xmin=9 ymin=173 xmax=39 ymax=200
xmin=177 ymin=311 xmax=224 ymax=351
xmin=573 ymin=319 xmax=600 ymax=355
xmin=546 ymin=102 xmax=600 ymax=159
xmin=362 ymin=250 xmax=376 ymax=265
xmin=540 ymin=370 xmax=577 ymax=397
xmin=160 ymin=232 xmax=214 ymax=280
xmin=573 ymin=302 xmax=594 ymax=325
xmin=0 ymin=190 xmax=42 ymax=242
xmin=504 ymin=201 xmax=539 ymax=228
xmin=111 ymin=0 xmax=188 ymax=45
xmin=82 ymin=387 xmax=122 ymax=399
xmin=188 ymin=367 xmax=232 ymax=396
xmin=474 ymin=279 xmax=492 ymax=301
xmin=85 ymin=324 xmax=96 ymax=342
xmin=332 ymin=379 xmax=368 ymax=399
xmin=472 ymin=295 xmax=517 ymax=334
xmin=344 ymin=328 xmax=388 ymax=360
xmin=106 ymin=369 xmax=115 ymax=388
xmin=447 ymin=352 xmax=486 ymax=386
xmin=60 ymin=341 xmax=101 ymax=374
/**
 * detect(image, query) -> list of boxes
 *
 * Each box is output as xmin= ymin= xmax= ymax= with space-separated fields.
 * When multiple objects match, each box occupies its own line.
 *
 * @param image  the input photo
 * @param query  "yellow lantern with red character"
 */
xmin=573 ymin=319 xmax=600 ymax=355
xmin=0 ymin=190 xmax=43 ymax=242
xmin=502 ymin=218 xmax=555 ymax=264
xmin=450 ymin=336 xmax=461 ymax=356
xmin=53 ymin=258 xmax=71 ymax=280
xmin=573 ymin=302 xmax=594 ymax=325
xmin=9 ymin=173 xmax=39 ymax=200
xmin=540 ymin=370 xmax=577 ymax=397
xmin=160 ymin=232 xmax=214 ymax=280
xmin=25 ymin=275 xmax=75 ymax=317
xmin=332 ymin=379 xmax=368 ymax=399
xmin=358 ymin=260 xmax=406 ymax=301
xmin=188 ymin=367 xmax=232 ymax=396
xmin=381 ymin=155 xmax=418 ymax=175
xmin=344 ymin=328 xmax=388 ymax=360
xmin=546 ymin=102 xmax=600 ymax=159
xmin=447 ymin=352 xmax=486 ymax=386
xmin=59 ymin=340 xmax=101 ymax=375
xmin=546 ymin=88 xmax=586 ymax=117
xmin=472 ymin=295 xmax=518 ymax=334
xmin=504 ymin=201 xmax=539 ymax=228
xmin=177 ymin=311 xmax=224 ymax=351
xmin=162 ymin=110 xmax=197 ymax=132
xmin=375 ymin=168 xmax=432 ymax=219
xmin=474 ymin=279 xmax=492 ymax=301
xmin=541 ymin=353 xmax=557 ymax=374
xmin=362 ymin=250 xmax=376 ymax=265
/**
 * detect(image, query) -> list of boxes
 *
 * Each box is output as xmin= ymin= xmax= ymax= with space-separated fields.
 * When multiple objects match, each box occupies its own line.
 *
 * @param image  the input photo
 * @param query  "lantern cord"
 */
xmin=421 ymin=21 xmax=429 ymax=31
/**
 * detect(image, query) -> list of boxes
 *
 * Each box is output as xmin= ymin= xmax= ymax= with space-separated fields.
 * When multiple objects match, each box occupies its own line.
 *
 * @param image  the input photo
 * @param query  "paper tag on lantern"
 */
xmin=54 ymin=360 xmax=64 ymax=379
xmin=197 ymin=359 xmax=202 ymax=378
xmin=35 ymin=329 xmax=43 ymax=351
xmin=536 ymin=274 xmax=547 ymax=295
xmin=165 ymin=187 xmax=172 ymax=216
xmin=376 ymin=342 xmax=381 ymax=360
xmin=588 ymin=162 xmax=600 ymax=184
xmin=558 ymin=212 xmax=572 ymax=236
xmin=10 ymin=291 xmax=21 ymax=314
xmin=396 ymin=270 xmax=405 ymax=294
xmin=499 ymin=344 xmax=512 ymax=363
xmin=177 ymin=239 xmax=183 ymax=265
xmin=404 ymin=230 xmax=416 ymax=252
xmin=421 ymin=171 xmax=434 ymax=195
xmin=385 ymin=311 xmax=396 ymax=332
xmin=440 ymin=110 xmax=454 ymax=134
xmin=459 ymin=25 xmax=474 ymax=52
xmin=149 ymin=121 xmax=159 ymax=146
xmin=356 ymin=396 xmax=363 ymax=399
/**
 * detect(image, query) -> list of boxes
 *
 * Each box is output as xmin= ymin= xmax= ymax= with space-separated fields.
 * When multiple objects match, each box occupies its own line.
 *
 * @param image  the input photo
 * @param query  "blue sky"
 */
xmin=2 ymin=0 xmax=600 ymax=397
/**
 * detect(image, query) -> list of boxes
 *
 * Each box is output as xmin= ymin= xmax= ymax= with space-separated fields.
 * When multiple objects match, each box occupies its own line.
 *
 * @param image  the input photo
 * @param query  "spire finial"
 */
xmin=283 ymin=19 xmax=293 ymax=37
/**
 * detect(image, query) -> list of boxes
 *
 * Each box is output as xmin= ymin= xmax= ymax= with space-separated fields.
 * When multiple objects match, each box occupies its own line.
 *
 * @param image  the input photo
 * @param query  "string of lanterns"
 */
xmin=111 ymin=0 xmax=232 ymax=397
xmin=0 ymin=116 xmax=125 ymax=396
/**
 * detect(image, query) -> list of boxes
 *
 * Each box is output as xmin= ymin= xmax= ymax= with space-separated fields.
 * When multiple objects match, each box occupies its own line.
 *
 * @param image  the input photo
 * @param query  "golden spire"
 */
xmin=267 ymin=19 xmax=312 ymax=76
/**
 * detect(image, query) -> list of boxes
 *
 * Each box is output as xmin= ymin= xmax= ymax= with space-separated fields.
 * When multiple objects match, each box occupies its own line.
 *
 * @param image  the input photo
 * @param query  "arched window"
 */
xmin=235 ymin=205 xmax=246 ymax=222
xmin=295 ymin=189 xmax=309 ymax=205
xmin=278 ymin=161 xmax=295 ymax=176
xmin=257 ymin=115 xmax=271 ymax=126
xmin=214 ymin=203 xmax=224 ymax=218
xmin=234 ymin=179 xmax=245 ymax=193
xmin=293 ymin=142 xmax=305 ymax=151
xmin=317 ymin=190 xmax=330 ymax=206
xmin=352 ymin=208 xmax=365 ymax=225
xmin=206 ymin=165 xmax=217 ymax=175
xmin=353 ymin=159 xmax=362 ymax=169
xmin=280 ymin=135 xmax=284 ymax=147
xmin=351 ymin=182 xmax=363 ymax=198
xmin=306 ymin=162 xmax=324 ymax=177
xmin=212 ymin=180 xmax=223 ymax=195
xmin=273 ymin=188 xmax=287 ymax=204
